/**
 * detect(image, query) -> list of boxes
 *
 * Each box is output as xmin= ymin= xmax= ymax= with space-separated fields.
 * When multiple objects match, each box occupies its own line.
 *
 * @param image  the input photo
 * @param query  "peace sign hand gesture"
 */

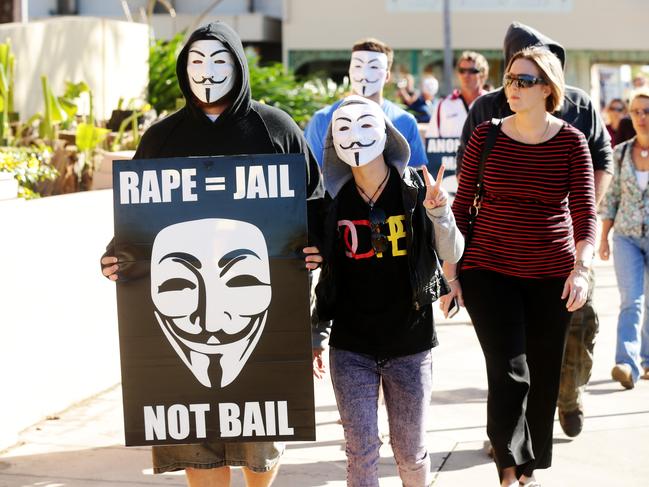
xmin=422 ymin=165 xmax=448 ymax=210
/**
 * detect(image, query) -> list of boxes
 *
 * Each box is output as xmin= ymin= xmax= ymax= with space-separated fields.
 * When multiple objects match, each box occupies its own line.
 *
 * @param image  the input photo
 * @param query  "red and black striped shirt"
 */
xmin=453 ymin=121 xmax=596 ymax=279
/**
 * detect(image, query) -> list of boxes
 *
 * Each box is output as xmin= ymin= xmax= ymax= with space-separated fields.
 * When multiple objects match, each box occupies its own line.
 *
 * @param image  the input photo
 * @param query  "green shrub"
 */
xmin=148 ymin=32 xmax=183 ymax=114
xmin=147 ymin=35 xmax=345 ymax=126
xmin=0 ymin=146 xmax=57 ymax=198
xmin=248 ymin=51 xmax=347 ymax=128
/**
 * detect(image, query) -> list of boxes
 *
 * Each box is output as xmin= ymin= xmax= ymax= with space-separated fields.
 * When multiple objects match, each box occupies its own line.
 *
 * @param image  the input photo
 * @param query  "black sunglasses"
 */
xmin=369 ymin=206 xmax=389 ymax=254
xmin=458 ymin=67 xmax=481 ymax=75
xmin=503 ymin=73 xmax=547 ymax=89
xmin=608 ymin=105 xmax=625 ymax=113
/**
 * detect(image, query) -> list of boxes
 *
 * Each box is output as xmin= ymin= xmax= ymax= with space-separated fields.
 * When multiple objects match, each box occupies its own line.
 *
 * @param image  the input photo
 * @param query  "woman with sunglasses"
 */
xmin=313 ymin=95 xmax=463 ymax=486
xmin=600 ymin=89 xmax=649 ymax=389
xmin=441 ymin=47 xmax=596 ymax=487
xmin=605 ymin=98 xmax=635 ymax=147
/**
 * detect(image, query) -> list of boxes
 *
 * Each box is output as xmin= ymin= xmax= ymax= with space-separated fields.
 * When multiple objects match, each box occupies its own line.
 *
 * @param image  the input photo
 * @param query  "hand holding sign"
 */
xmin=422 ymin=164 xmax=448 ymax=210
xmin=303 ymin=246 xmax=323 ymax=270
xmin=101 ymin=256 xmax=119 ymax=281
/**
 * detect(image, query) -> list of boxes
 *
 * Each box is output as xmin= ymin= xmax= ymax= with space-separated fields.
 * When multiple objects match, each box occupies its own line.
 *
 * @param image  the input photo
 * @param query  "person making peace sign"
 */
xmin=312 ymin=95 xmax=464 ymax=486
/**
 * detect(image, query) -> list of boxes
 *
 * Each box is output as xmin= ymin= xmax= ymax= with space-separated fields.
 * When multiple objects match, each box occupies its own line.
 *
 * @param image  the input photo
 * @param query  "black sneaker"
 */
xmin=559 ymin=408 xmax=584 ymax=438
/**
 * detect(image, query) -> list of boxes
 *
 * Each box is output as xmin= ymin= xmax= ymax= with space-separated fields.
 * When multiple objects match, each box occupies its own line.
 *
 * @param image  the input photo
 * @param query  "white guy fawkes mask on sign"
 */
xmin=150 ymin=219 xmax=271 ymax=388
xmin=332 ymin=96 xmax=387 ymax=167
xmin=186 ymin=39 xmax=237 ymax=104
xmin=349 ymin=50 xmax=388 ymax=97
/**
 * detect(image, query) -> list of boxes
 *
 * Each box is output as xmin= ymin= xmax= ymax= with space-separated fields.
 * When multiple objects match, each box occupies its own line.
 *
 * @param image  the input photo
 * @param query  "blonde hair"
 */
xmin=630 ymin=89 xmax=649 ymax=106
xmin=506 ymin=47 xmax=564 ymax=112
xmin=458 ymin=50 xmax=489 ymax=79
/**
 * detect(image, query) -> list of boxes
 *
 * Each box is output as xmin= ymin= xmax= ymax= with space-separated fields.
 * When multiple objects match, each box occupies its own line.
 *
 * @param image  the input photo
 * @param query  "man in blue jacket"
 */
xmin=305 ymin=37 xmax=428 ymax=168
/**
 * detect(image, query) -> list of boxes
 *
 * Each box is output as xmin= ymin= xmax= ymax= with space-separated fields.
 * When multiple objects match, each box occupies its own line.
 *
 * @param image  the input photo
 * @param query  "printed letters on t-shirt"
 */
xmin=338 ymin=215 xmax=407 ymax=259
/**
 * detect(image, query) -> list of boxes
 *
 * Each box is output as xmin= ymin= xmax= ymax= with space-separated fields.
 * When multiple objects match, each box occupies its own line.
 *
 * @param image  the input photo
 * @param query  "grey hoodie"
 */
xmin=311 ymin=98 xmax=464 ymax=350
xmin=456 ymin=22 xmax=613 ymax=177
xmin=322 ymin=98 xmax=464 ymax=264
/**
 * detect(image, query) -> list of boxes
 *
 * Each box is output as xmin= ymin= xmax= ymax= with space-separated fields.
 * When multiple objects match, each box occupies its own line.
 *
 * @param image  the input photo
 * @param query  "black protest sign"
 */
xmin=112 ymin=154 xmax=315 ymax=446
xmin=425 ymin=137 xmax=460 ymax=196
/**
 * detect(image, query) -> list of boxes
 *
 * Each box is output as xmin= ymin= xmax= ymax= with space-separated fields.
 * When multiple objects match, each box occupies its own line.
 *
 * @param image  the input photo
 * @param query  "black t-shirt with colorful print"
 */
xmin=329 ymin=167 xmax=433 ymax=358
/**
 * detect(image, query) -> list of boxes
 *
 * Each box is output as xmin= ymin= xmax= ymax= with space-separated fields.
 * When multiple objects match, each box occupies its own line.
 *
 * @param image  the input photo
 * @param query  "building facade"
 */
xmin=12 ymin=0 xmax=649 ymax=106
xmin=283 ymin=0 xmax=649 ymax=105
xmin=25 ymin=0 xmax=283 ymax=59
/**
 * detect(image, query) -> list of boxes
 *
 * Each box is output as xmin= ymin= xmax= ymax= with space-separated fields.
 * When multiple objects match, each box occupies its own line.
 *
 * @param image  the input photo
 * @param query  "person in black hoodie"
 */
xmin=454 ymin=21 xmax=613 ymax=441
xmin=100 ymin=21 xmax=322 ymax=487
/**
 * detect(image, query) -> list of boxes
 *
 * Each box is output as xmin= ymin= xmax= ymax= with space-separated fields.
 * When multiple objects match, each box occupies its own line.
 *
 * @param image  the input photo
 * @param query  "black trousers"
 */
xmin=461 ymin=269 xmax=572 ymax=478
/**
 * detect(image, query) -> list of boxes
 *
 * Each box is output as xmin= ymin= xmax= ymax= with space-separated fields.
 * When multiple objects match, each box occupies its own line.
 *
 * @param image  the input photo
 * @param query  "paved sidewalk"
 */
xmin=1 ymin=257 xmax=648 ymax=486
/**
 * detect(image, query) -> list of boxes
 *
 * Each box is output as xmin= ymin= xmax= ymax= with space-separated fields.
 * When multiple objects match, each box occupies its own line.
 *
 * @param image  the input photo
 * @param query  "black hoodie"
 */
xmin=134 ymin=21 xmax=321 ymax=199
xmin=456 ymin=22 xmax=613 ymax=176
xmin=104 ymin=21 xmax=323 ymax=267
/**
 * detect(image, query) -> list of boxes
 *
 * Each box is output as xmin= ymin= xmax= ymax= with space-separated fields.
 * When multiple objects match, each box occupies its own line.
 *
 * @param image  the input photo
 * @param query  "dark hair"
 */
xmin=352 ymin=38 xmax=394 ymax=71
xmin=606 ymin=98 xmax=627 ymax=112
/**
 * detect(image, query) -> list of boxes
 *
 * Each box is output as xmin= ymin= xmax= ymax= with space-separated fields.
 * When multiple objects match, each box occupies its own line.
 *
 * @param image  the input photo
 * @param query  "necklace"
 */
xmin=637 ymin=141 xmax=649 ymax=158
xmin=513 ymin=117 xmax=551 ymax=144
xmin=355 ymin=167 xmax=390 ymax=208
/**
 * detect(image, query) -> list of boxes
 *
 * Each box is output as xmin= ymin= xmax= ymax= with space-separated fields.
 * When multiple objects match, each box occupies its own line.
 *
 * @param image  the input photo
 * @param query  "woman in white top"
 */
xmin=600 ymin=89 xmax=649 ymax=389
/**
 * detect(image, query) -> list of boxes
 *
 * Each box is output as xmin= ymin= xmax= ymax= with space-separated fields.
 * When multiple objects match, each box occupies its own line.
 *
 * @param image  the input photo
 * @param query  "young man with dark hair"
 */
xmin=351 ymin=37 xmax=394 ymax=69
xmin=305 ymin=37 xmax=428 ymax=169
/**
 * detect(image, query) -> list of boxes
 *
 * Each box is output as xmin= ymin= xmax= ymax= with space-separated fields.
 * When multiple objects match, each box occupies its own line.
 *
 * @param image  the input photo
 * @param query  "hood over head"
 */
xmin=323 ymin=96 xmax=410 ymax=198
xmin=176 ymin=21 xmax=251 ymax=123
xmin=504 ymin=22 xmax=566 ymax=70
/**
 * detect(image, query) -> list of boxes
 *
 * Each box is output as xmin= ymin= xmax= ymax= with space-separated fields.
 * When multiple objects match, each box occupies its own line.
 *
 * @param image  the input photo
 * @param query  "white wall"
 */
xmin=0 ymin=17 xmax=148 ymax=122
xmin=150 ymin=12 xmax=281 ymax=42
xmin=283 ymin=0 xmax=649 ymax=52
xmin=30 ymin=0 xmax=283 ymax=20
xmin=174 ymin=0 xmax=282 ymax=17
xmin=0 ymin=190 xmax=120 ymax=451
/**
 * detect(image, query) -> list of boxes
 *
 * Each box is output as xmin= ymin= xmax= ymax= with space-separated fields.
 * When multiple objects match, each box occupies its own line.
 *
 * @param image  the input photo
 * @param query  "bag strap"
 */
xmin=464 ymin=118 xmax=502 ymax=249
xmin=475 ymin=118 xmax=503 ymax=198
